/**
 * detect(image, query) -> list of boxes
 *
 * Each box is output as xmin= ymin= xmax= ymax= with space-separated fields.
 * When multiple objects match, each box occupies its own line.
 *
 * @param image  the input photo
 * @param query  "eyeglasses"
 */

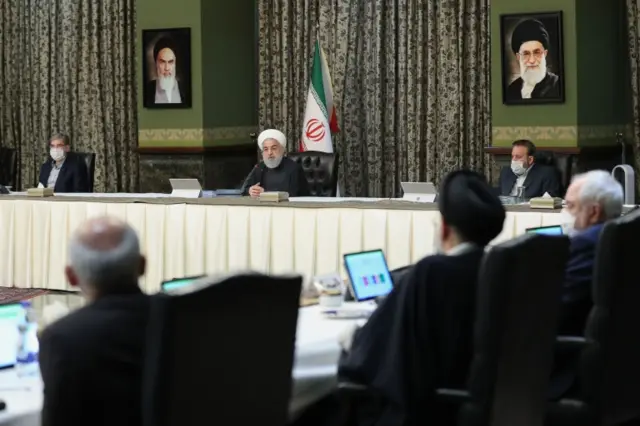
xmin=518 ymin=49 xmax=545 ymax=60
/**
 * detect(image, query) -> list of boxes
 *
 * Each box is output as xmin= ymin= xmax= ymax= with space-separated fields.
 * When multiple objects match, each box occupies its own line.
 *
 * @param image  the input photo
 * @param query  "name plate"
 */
xmin=402 ymin=193 xmax=436 ymax=203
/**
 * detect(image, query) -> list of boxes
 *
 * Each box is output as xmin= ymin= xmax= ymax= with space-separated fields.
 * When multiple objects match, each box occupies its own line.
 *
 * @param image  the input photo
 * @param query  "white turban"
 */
xmin=257 ymin=129 xmax=286 ymax=150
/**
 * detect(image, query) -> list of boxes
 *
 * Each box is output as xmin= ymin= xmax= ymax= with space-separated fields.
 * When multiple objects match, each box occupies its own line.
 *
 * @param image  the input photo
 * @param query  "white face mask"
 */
xmin=50 ymin=148 xmax=65 ymax=162
xmin=511 ymin=160 xmax=527 ymax=176
xmin=560 ymin=209 xmax=577 ymax=237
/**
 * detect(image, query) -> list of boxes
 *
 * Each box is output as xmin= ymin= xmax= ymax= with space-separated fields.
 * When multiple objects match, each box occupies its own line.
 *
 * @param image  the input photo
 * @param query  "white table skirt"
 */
xmin=0 ymin=196 xmax=563 ymax=292
xmin=0 ymin=305 xmax=361 ymax=425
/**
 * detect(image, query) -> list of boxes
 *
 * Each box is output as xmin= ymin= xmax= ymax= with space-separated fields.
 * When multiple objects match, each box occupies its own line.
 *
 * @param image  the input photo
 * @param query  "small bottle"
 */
xmin=15 ymin=301 xmax=40 ymax=377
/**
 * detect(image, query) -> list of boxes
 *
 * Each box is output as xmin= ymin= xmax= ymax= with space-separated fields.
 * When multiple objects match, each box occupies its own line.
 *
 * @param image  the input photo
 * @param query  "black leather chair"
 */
xmin=287 ymin=151 xmax=339 ymax=197
xmin=437 ymin=233 xmax=570 ymax=426
xmin=535 ymin=150 xmax=572 ymax=196
xmin=142 ymin=273 xmax=302 ymax=426
xmin=546 ymin=209 xmax=640 ymax=426
xmin=74 ymin=152 xmax=96 ymax=192
xmin=0 ymin=147 xmax=17 ymax=188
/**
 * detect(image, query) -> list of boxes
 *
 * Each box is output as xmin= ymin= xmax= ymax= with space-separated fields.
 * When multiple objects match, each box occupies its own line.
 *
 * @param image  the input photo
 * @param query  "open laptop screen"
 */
xmin=344 ymin=250 xmax=394 ymax=302
xmin=526 ymin=225 xmax=564 ymax=236
xmin=161 ymin=275 xmax=205 ymax=292
xmin=0 ymin=303 xmax=22 ymax=369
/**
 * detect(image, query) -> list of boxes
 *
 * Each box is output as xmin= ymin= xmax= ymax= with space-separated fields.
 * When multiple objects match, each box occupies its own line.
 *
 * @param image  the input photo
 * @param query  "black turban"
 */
xmin=511 ymin=19 xmax=549 ymax=54
xmin=153 ymin=37 xmax=177 ymax=61
xmin=438 ymin=170 xmax=505 ymax=246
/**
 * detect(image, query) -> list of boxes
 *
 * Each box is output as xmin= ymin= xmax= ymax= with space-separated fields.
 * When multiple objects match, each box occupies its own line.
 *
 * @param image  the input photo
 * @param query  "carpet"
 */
xmin=0 ymin=287 xmax=49 ymax=304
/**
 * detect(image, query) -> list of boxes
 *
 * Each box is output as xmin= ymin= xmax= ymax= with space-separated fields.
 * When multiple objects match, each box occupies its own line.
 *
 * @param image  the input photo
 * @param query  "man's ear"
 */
xmin=515 ymin=52 xmax=521 ymax=61
xmin=440 ymin=217 xmax=450 ymax=241
xmin=139 ymin=255 xmax=146 ymax=277
xmin=65 ymin=266 xmax=79 ymax=288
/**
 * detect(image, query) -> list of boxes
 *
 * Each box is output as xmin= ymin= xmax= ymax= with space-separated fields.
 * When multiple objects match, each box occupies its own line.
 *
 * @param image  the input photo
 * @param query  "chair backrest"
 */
xmin=0 ymin=147 xmax=17 ymax=188
xmin=580 ymin=209 xmax=640 ymax=425
xmin=535 ymin=150 xmax=571 ymax=196
xmin=287 ymin=151 xmax=339 ymax=197
xmin=74 ymin=152 xmax=96 ymax=192
xmin=460 ymin=234 xmax=570 ymax=426
xmin=142 ymin=273 xmax=302 ymax=426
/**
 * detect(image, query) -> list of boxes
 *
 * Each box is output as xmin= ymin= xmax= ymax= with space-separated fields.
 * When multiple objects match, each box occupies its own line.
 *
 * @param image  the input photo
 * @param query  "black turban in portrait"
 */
xmin=438 ymin=170 xmax=505 ymax=246
xmin=511 ymin=19 xmax=550 ymax=54
xmin=153 ymin=37 xmax=177 ymax=61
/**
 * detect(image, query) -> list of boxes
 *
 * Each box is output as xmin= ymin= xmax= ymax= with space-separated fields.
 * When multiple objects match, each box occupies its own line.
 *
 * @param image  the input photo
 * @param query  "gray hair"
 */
xmin=573 ymin=170 xmax=624 ymax=219
xmin=69 ymin=223 xmax=141 ymax=289
xmin=49 ymin=133 xmax=70 ymax=146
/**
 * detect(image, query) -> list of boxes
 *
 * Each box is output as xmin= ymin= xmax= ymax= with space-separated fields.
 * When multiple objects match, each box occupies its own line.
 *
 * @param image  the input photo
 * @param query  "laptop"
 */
xmin=0 ymin=303 xmax=22 ymax=370
xmin=161 ymin=275 xmax=205 ymax=292
xmin=321 ymin=250 xmax=394 ymax=319
xmin=400 ymin=182 xmax=437 ymax=202
xmin=169 ymin=179 xmax=202 ymax=198
xmin=525 ymin=225 xmax=564 ymax=236
xmin=344 ymin=249 xmax=394 ymax=302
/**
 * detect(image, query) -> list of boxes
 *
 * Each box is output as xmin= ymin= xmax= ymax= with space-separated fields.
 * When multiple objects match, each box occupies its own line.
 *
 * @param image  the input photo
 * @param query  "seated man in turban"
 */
xmin=506 ymin=18 xmax=561 ymax=101
xmin=241 ymin=129 xmax=310 ymax=197
xmin=337 ymin=170 xmax=506 ymax=426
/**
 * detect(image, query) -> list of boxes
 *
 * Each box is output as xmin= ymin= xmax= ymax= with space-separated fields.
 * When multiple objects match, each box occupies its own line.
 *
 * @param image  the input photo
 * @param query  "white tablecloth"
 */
xmin=0 ymin=195 xmax=563 ymax=292
xmin=0 ymin=304 xmax=362 ymax=425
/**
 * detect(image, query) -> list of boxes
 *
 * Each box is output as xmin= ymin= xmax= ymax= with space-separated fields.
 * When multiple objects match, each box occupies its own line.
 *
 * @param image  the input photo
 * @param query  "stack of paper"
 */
xmin=259 ymin=191 xmax=289 ymax=202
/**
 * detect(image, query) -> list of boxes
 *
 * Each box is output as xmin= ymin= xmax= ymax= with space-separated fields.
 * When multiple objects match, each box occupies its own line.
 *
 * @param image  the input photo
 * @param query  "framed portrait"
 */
xmin=500 ymin=12 xmax=565 ymax=105
xmin=142 ymin=27 xmax=192 ymax=109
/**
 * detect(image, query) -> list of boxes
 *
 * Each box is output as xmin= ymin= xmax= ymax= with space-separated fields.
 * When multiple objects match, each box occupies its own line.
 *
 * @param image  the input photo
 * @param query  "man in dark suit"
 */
xmin=499 ymin=139 xmax=562 ymax=198
xmin=38 ymin=133 xmax=90 ymax=192
xmin=39 ymin=216 xmax=150 ymax=426
xmin=550 ymin=170 xmax=623 ymax=399
xmin=505 ymin=19 xmax=561 ymax=102
xmin=336 ymin=170 xmax=506 ymax=425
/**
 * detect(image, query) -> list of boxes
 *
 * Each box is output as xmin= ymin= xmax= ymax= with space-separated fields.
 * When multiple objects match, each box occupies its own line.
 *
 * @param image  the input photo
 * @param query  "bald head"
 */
xmin=66 ymin=217 xmax=145 ymax=299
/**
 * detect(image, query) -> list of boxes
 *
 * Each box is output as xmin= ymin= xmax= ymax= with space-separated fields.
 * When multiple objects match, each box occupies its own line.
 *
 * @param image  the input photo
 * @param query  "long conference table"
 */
xmin=0 ymin=193 xmax=566 ymax=292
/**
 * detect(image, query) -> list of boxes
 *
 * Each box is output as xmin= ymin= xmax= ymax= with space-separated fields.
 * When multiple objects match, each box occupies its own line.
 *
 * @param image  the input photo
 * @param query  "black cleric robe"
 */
xmin=505 ymin=72 xmax=561 ymax=101
xmin=241 ymin=156 xmax=310 ymax=196
xmin=338 ymin=247 xmax=485 ymax=426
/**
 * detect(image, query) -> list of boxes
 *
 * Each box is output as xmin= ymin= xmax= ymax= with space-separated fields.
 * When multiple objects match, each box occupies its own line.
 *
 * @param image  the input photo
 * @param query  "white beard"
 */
xmin=158 ymin=75 xmax=176 ymax=92
xmin=520 ymin=55 xmax=547 ymax=86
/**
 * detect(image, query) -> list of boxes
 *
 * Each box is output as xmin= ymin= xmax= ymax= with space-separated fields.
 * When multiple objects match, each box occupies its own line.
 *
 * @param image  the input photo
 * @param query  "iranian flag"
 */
xmin=299 ymin=40 xmax=339 ymax=152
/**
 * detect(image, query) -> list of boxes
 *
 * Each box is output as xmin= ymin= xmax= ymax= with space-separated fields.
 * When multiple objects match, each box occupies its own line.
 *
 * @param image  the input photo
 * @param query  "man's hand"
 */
xmin=249 ymin=183 xmax=264 ymax=198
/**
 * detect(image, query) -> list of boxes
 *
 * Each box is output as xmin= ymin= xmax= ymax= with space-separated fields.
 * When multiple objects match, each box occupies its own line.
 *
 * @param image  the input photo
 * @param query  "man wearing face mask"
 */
xmin=498 ymin=139 xmax=561 ymax=199
xmin=549 ymin=170 xmax=623 ymax=400
xmin=505 ymin=19 xmax=561 ymax=101
xmin=241 ymin=129 xmax=310 ymax=197
xmin=38 ymin=133 xmax=90 ymax=193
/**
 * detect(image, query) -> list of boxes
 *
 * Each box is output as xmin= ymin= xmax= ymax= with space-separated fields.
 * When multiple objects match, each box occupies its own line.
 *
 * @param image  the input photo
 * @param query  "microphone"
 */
xmin=239 ymin=162 xmax=265 ymax=194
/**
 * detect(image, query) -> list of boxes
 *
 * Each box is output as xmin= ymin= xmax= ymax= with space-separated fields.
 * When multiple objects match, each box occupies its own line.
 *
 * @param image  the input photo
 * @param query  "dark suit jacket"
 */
xmin=39 ymin=290 xmax=150 ymax=426
xmin=506 ymin=72 xmax=561 ymax=100
xmin=549 ymin=223 xmax=604 ymax=399
xmin=38 ymin=152 xmax=90 ymax=193
xmin=144 ymin=79 xmax=186 ymax=106
xmin=499 ymin=163 xmax=562 ymax=198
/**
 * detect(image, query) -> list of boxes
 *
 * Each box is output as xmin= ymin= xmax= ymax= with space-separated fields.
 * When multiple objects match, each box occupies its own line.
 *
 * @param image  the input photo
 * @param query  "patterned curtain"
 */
xmin=627 ymin=0 xmax=640 ymax=190
xmin=258 ymin=0 xmax=491 ymax=197
xmin=0 ymin=0 xmax=138 ymax=192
